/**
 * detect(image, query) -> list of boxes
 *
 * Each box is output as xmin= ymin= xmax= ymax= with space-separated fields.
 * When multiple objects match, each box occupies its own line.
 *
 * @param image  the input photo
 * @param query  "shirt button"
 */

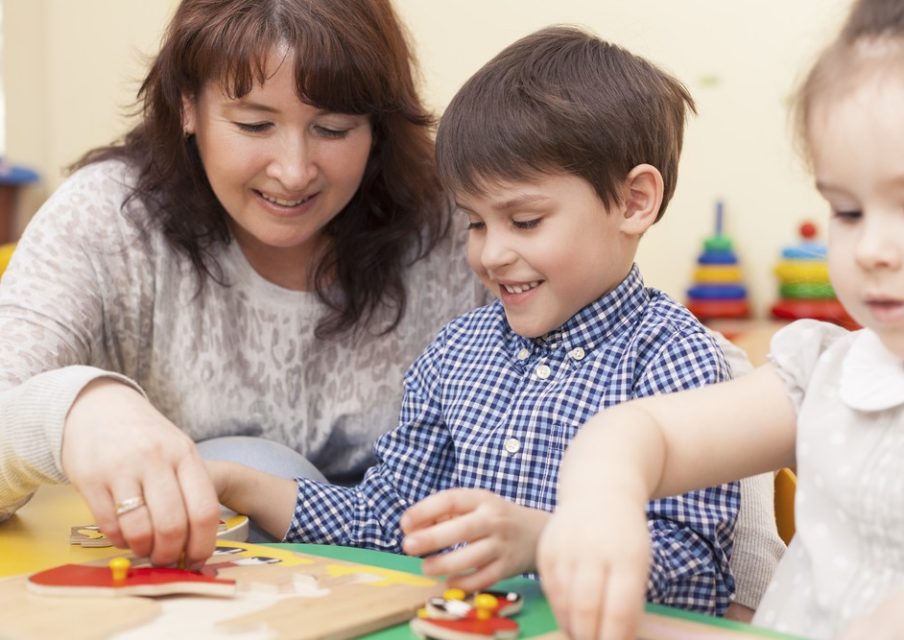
xmin=535 ymin=364 xmax=551 ymax=379
xmin=504 ymin=438 xmax=521 ymax=454
xmin=568 ymin=347 xmax=586 ymax=361
xmin=516 ymin=348 xmax=529 ymax=361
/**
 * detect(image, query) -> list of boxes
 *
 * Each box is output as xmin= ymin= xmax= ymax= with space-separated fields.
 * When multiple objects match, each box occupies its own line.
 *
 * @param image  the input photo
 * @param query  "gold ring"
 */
xmin=115 ymin=495 xmax=146 ymax=516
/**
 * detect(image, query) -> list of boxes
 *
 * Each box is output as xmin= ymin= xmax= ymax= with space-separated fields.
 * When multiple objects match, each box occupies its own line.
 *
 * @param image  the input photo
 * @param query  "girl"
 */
xmin=538 ymin=1 xmax=904 ymax=638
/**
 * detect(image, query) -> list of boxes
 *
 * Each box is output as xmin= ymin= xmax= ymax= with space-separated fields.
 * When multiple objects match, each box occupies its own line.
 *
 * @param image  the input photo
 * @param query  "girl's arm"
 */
xmin=537 ymin=363 xmax=797 ymax=640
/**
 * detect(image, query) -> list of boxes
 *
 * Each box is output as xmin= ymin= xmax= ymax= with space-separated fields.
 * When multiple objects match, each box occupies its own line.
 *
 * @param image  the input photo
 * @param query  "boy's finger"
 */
xmin=421 ymin=536 xmax=493 ymax=577
xmin=403 ymin=509 xmax=484 ymax=556
xmin=402 ymin=488 xmax=482 ymax=530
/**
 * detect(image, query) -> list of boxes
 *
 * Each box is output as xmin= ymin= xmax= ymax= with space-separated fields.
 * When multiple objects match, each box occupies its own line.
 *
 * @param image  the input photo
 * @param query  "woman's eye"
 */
xmin=314 ymin=125 xmax=349 ymax=139
xmin=235 ymin=122 xmax=272 ymax=133
xmin=513 ymin=218 xmax=541 ymax=230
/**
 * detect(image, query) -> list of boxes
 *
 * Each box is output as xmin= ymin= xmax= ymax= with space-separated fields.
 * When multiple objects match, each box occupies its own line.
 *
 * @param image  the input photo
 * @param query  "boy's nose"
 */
xmin=480 ymin=232 xmax=517 ymax=271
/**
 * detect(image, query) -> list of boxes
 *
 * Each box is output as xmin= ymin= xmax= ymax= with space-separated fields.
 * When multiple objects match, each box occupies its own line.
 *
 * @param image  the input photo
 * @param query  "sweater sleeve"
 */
xmin=0 ymin=367 xmax=144 ymax=520
xmin=0 ymin=162 xmax=147 ymax=517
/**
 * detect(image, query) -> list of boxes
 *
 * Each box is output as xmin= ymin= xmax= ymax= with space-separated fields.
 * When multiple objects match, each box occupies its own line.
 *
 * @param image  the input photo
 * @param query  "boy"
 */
xmin=210 ymin=26 xmax=739 ymax=614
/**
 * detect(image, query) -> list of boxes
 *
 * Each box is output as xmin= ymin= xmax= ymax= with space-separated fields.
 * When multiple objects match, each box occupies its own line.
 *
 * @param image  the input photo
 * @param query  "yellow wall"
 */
xmin=3 ymin=0 xmax=851 ymax=314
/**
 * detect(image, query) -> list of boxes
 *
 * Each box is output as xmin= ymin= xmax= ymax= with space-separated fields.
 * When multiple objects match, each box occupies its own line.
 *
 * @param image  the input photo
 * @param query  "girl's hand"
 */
xmin=837 ymin=589 xmax=904 ymax=640
xmin=400 ymin=488 xmax=549 ymax=592
xmin=61 ymin=379 xmax=220 ymax=570
xmin=536 ymin=499 xmax=650 ymax=640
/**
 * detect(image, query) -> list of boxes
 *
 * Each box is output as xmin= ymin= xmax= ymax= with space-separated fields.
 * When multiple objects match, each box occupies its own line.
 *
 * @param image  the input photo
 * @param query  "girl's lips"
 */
xmin=865 ymin=299 xmax=904 ymax=323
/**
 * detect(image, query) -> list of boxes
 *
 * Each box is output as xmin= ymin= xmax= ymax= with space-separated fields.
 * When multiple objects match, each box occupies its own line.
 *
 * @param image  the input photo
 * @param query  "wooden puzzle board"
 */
xmin=0 ymin=540 xmax=443 ymax=640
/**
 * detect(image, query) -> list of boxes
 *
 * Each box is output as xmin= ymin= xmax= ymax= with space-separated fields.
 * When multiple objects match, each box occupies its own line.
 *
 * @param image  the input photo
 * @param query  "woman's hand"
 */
xmin=536 ymin=499 xmax=650 ymax=640
xmin=61 ymin=379 xmax=220 ymax=569
xmin=400 ymin=488 xmax=549 ymax=592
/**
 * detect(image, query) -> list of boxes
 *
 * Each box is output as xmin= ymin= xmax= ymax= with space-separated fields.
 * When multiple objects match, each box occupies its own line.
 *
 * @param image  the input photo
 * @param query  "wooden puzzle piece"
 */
xmin=7 ymin=541 xmax=444 ymax=640
xmin=425 ymin=588 xmax=524 ymax=619
xmin=410 ymin=615 xmax=520 ymax=640
xmin=413 ymin=591 xmax=521 ymax=640
xmin=27 ymin=557 xmax=237 ymax=598
xmin=69 ymin=509 xmax=249 ymax=548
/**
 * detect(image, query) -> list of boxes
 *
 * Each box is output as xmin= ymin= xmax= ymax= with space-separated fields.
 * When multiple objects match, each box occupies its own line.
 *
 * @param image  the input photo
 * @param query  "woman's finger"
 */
xmin=176 ymin=453 xmax=220 ymax=569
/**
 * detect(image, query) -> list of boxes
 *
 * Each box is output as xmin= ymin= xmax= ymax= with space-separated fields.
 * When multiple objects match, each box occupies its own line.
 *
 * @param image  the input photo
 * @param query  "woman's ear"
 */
xmin=619 ymin=164 xmax=664 ymax=236
xmin=181 ymin=93 xmax=196 ymax=136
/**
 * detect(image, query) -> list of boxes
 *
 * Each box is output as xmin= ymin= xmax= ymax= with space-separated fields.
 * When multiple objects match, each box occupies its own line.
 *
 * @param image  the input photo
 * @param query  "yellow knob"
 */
xmin=443 ymin=588 xmax=467 ymax=601
xmin=109 ymin=557 xmax=131 ymax=582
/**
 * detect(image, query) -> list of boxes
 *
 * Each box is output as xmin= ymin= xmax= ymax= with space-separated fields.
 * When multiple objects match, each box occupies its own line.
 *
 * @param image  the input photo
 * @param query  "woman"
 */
xmin=0 ymin=0 xmax=484 ymax=568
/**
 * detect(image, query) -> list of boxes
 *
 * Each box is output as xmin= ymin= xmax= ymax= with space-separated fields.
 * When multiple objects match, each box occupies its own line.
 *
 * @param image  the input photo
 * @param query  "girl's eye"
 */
xmin=466 ymin=220 xmax=485 ymax=231
xmin=235 ymin=122 xmax=272 ymax=133
xmin=314 ymin=125 xmax=349 ymax=139
xmin=832 ymin=209 xmax=862 ymax=222
xmin=513 ymin=218 xmax=541 ymax=230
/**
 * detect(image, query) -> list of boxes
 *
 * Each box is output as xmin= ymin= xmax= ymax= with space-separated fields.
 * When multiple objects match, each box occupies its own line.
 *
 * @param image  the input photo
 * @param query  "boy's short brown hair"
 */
xmin=436 ymin=25 xmax=695 ymax=222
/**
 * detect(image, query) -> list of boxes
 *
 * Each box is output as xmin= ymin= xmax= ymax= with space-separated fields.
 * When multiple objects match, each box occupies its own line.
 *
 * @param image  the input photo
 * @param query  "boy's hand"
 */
xmin=536 ymin=499 xmax=650 ymax=640
xmin=400 ymin=488 xmax=549 ymax=592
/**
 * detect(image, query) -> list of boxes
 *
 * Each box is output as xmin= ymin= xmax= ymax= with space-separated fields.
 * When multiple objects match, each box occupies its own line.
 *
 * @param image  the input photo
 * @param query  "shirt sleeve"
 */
xmin=635 ymin=329 xmax=740 ymax=615
xmin=284 ymin=329 xmax=456 ymax=550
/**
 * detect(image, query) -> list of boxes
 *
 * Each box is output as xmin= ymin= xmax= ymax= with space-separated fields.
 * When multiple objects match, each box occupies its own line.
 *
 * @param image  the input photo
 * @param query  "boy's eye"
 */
xmin=513 ymin=218 xmax=541 ymax=230
xmin=235 ymin=122 xmax=272 ymax=133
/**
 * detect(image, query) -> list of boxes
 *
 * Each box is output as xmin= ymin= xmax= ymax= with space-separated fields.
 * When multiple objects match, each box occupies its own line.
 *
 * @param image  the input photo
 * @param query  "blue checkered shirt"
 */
xmin=286 ymin=265 xmax=739 ymax=614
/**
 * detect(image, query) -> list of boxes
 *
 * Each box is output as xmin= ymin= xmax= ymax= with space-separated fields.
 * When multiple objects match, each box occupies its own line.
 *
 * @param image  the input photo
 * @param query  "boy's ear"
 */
xmin=619 ymin=164 xmax=664 ymax=236
xmin=181 ymin=93 xmax=197 ymax=136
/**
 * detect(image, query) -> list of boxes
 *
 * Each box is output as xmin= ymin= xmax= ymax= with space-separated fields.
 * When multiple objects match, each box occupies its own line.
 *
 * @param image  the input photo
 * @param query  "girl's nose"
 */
xmin=855 ymin=215 xmax=902 ymax=271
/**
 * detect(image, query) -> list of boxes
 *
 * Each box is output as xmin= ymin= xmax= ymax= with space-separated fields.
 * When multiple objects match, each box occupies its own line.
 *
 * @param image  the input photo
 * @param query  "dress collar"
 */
xmin=840 ymin=328 xmax=904 ymax=411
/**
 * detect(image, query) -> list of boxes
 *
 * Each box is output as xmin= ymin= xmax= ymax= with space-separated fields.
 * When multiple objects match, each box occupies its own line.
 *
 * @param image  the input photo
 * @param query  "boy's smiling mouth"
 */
xmin=500 ymin=280 xmax=542 ymax=295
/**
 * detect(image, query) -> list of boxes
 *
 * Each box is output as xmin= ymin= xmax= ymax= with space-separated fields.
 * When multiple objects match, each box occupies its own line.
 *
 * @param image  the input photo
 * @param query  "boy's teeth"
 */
xmin=261 ymin=193 xmax=310 ymax=207
xmin=503 ymin=281 xmax=540 ymax=294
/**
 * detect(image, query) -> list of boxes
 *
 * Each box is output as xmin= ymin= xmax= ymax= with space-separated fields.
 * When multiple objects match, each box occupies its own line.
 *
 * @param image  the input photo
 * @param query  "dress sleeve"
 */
xmin=768 ymin=319 xmax=849 ymax=412
xmin=0 ymin=163 xmax=146 ymax=517
xmin=635 ymin=330 xmax=740 ymax=615
xmin=284 ymin=327 xmax=455 ymax=550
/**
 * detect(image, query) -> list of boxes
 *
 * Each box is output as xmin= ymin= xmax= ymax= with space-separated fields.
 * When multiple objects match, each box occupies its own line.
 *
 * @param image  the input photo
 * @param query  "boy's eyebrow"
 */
xmin=455 ymin=193 xmax=551 ymax=213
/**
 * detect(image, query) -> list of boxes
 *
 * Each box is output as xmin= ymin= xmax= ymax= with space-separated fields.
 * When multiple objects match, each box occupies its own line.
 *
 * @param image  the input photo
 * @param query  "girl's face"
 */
xmin=182 ymin=47 xmax=373 ymax=290
xmin=810 ymin=74 xmax=904 ymax=358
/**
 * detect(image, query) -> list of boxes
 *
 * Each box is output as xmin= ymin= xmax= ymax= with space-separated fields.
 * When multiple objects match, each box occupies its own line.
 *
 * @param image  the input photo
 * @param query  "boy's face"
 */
xmin=456 ymin=173 xmax=637 ymax=338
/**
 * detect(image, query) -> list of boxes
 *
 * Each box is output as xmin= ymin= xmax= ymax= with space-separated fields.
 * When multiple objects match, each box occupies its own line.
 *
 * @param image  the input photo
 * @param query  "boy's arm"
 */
xmin=283 ymin=339 xmax=455 ymax=550
xmin=538 ymin=364 xmax=796 ymax=640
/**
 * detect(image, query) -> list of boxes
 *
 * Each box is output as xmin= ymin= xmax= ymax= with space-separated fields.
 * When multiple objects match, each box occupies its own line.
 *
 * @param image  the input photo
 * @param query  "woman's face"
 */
xmin=182 ymin=47 xmax=373 ymax=289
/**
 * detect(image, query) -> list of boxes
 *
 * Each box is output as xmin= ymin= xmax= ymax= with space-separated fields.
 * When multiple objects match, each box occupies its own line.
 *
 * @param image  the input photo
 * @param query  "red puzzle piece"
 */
xmin=27 ymin=563 xmax=236 ymax=598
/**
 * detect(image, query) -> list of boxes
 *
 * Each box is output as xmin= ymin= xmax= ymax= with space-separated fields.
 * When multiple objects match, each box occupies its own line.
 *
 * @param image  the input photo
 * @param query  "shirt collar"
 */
xmin=509 ymin=264 xmax=648 ymax=356
xmin=840 ymin=328 xmax=904 ymax=411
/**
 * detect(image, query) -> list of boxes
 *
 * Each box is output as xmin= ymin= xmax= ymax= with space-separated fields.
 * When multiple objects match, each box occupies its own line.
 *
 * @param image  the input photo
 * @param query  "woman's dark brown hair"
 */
xmin=74 ymin=0 xmax=446 ymax=337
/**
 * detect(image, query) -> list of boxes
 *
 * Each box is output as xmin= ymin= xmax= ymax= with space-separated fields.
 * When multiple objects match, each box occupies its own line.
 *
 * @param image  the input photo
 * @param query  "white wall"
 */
xmin=4 ymin=0 xmax=852 ymax=315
